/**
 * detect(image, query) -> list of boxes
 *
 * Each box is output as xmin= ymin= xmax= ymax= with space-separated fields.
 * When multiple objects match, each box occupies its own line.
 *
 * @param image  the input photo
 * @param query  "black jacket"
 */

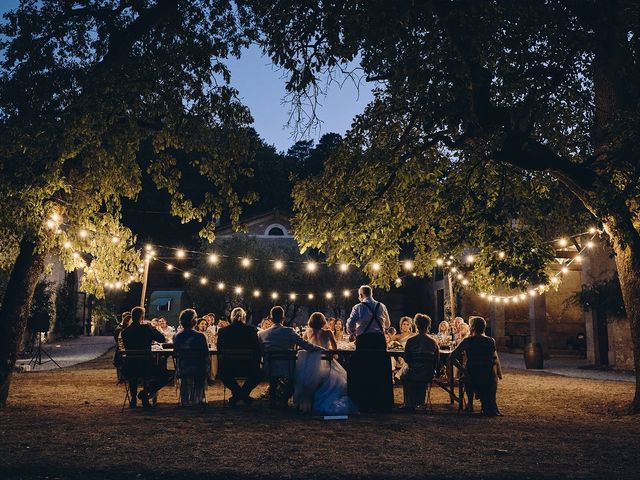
xmin=216 ymin=322 xmax=261 ymax=376
xmin=122 ymin=323 xmax=165 ymax=351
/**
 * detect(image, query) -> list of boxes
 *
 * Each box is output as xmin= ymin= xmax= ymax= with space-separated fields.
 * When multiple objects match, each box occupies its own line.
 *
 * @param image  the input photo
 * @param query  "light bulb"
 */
xmin=274 ymin=260 xmax=284 ymax=271
xmin=166 ymin=264 xmax=174 ymax=271
xmin=436 ymin=258 xmax=444 ymax=267
xmin=339 ymin=263 xmax=349 ymax=272
xmin=183 ymin=272 xmax=191 ymax=279
xmin=306 ymin=261 xmax=317 ymax=272
xmin=307 ymin=293 xmax=314 ymax=300
xmin=403 ymin=261 xmax=414 ymax=271
xmin=465 ymin=254 xmax=474 ymax=263
xmin=199 ymin=277 xmax=208 ymax=285
xmin=498 ymin=251 xmax=506 ymax=259
xmin=325 ymin=292 xmax=333 ymax=299
xmin=111 ymin=236 xmax=120 ymax=244
xmin=343 ymin=290 xmax=351 ymax=297
xmin=371 ymin=262 xmax=381 ymax=271
xmin=241 ymin=257 xmax=251 ymax=268
xmin=234 ymin=286 xmax=243 ymax=295
xmin=289 ymin=293 xmax=297 ymax=301
xmin=558 ymin=238 xmax=569 ymax=248
xmin=217 ymin=282 xmax=225 ymax=291
xmin=208 ymin=253 xmax=219 ymax=264
xmin=176 ymin=249 xmax=186 ymax=259
xmin=79 ymin=229 xmax=88 ymax=239
xmin=271 ymin=292 xmax=278 ymax=300
xmin=252 ymin=289 xmax=261 ymax=297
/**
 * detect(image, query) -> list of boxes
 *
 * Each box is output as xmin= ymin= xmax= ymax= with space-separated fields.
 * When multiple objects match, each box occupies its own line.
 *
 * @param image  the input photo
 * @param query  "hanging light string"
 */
xmin=45 ymin=210 xmax=603 ymax=299
xmin=442 ymin=227 xmax=602 ymax=303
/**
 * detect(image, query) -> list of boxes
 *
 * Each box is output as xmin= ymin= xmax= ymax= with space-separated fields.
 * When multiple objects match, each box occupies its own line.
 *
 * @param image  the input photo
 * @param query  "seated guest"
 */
xmin=449 ymin=316 xmax=502 ymax=416
xmin=217 ymin=307 xmax=263 ymax=406
xmin=333 ymin=319 xmax=346 ymax=342
xmin=456 ymin=322 xmax=471 ymax=343
xmin=258 ymin=306 xmax=321 ymax=408
xmin=195 ymin=317 xmax=216 ymax=347
xmin=259 ymin=317 xmax=273 ymax=331
xmin=400 ymin=314 xmax=439 ymax=411
xmin=435 ymin=320 xmax=452 ymax=347
xmin=173 ymin=309 xmax=209 ymax=406
xmin=157 ymin=317 xmax=174 ymax=342
xmin=121 ymin=307 xmax=170 ymax=408
xmin=393 ymin=316 xmax=415 ymax=344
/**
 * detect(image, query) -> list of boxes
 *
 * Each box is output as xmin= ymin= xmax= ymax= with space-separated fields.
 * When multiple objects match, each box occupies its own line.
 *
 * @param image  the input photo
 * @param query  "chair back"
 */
xmin=404 ymin=351 xmax=437 ymax=383
xmin=265 ymin=350 xmax=298 ymax=379
xmin=218 ymin=348 xmax=259 ymax=378
xmin=172 ymin=349 xmax=209 ymax=379
xmin=465 ymin=353 xmax=496 ymax=381
xmin=121 ymin=350 xmax=156 ymax=379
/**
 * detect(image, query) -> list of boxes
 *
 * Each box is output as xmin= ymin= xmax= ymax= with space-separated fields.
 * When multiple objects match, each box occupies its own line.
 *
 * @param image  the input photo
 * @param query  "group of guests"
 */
xmin=114 ymin=285 xmax=502 ymax=416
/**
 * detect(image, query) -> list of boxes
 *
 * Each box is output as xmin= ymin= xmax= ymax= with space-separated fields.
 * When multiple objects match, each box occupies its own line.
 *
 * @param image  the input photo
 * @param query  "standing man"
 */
xmin=346 ymin=285 xmax=393 ymax=413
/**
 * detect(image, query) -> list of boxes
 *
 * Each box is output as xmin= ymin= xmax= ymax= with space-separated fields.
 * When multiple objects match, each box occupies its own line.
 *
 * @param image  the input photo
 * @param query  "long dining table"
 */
xmin=146 ymin=344 xmax=465 ymax=409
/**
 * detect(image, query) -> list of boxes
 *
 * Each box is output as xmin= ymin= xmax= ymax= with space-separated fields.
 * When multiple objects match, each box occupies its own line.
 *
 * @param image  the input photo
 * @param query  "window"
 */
xmin=267 ymin=226 xmax=285 ymax=236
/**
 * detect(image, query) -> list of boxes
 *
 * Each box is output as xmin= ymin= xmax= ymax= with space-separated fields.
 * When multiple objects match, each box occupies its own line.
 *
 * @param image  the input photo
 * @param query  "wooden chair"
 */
xmin=217 ymin=349 xmax=260 ymax=407
xmin=172 ymin=349 xmax=209 ymax=407
xmin=119 ymin=350 xmax=158 ymax=412
xmin=463 ymin=353 xmax=498 ymax=414
xmin=265 ymin=350 xmax=298 ymax=409
xmin=401 ymin=351 xmax=437 ymax=412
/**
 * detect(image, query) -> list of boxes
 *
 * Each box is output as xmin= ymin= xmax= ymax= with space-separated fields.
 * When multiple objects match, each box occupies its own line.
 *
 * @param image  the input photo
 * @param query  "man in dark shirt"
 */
xmin=122 ymin=306 xmax=169 ymax=408
xmin=217 ymin=307 xmax=262 ymax=406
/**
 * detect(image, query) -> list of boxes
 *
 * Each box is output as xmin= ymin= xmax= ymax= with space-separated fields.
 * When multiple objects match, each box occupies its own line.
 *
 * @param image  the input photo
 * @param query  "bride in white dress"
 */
xmin=293 ymin=312 xmax=356 ymax=415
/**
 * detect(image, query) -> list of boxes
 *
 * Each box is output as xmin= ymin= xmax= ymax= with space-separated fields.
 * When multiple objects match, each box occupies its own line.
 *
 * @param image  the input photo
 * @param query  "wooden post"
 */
xmin=140 ymin=259 xmax=150 ymax=308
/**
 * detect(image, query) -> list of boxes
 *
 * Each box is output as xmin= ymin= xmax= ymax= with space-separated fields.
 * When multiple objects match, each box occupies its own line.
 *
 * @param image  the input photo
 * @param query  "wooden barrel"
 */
xmin=524 ymin=342 xmax=544 ymax=369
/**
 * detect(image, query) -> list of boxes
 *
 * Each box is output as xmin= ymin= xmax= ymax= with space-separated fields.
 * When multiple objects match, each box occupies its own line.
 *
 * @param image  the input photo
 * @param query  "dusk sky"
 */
xmin=0 ymin=2 xmax=374 ymax=152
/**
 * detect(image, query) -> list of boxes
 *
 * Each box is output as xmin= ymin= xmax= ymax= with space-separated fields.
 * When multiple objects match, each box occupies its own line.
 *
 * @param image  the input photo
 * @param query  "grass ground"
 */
xmin=1 ymin=351 xmax=639 ymax=480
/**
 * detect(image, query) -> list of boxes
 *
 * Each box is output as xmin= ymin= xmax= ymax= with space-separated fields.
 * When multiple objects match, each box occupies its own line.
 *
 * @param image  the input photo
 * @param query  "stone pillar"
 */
xmin=580 ymin=252 xmax=599 ymax=364
xmin=490 ymin=302 xmax=506 ymax=350
xmin=529 ymin=293 xmax=549 ymax=358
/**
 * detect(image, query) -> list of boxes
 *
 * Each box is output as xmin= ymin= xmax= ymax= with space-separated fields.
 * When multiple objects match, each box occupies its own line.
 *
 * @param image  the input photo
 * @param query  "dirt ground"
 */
xmin=1 ymin=352 xmax=639 ymax=480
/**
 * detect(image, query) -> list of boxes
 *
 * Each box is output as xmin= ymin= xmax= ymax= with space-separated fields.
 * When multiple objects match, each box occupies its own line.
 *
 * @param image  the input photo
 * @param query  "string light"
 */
xmin=271 ymin=292 xmax=278 ymax=300
xmin=183 ymin=272 xmax=191 ymax=279
xmin=403 ymin=260 xmax=414 ymax=271
xmin=550 ymin=276 xmax=560 ymax=285
xmin=575 ymin=255 xmax=582 ymax=263
xmin=325 ymin=292 xmax=333 ymax=299
xmin=307 ymin=293 xmax=314 ymax=300
xmin=339 ymin=263 xmax=349 ymax=272
xmin=79 ymin=229 xmax=88 ymax=239
xmin=456 ymin=273 xmax=463 ymax=280
xmin=111 ymin=236 xmax=120 ymax=244
xmin=274 ymin=260 xmax=284 ymax=271
xmin=306 ymin=261 xmax=318 ymax=272
xmin=436 ymin=258 xmax=444 ymax=267
xmin=199 ymin=277 xmax=208 ymax=285
xmin=217 ymin=282 xmax=225 ymax=291
xmin=234 ymin=286 xmax=243 ymax=295
xmin=558 ymin=238 xmax=568 ymax=248
xmin=561 ymin=266 xmax=569 ymax=274
xmin=176 ymin=249 xmax=186 ymax=259
xmin=252 ymin=289 xmax=261 ymax=297
xmin=450 ymin=267 xmax=458 ymax=273
xmin=588 ymin=226 xmax=597 ymax=234
xmin=145 ymin=244 xmax=153 ymax=251
xmin=241 ymin=257 xmax=251 ymax=268
xmin=371 ymin=262 xmax=381 ymax=271
xmin=289 ymin=293 xmax=297 ymax=301
xmin=394 ymin=278 xmax=402 ymax=287
xmin=208 ymin=253 xmax=220 ymax=264
xmin=586 ymin=241 xmax=595 ymax=249
xmin=63 ymin=241 xmax=72 ymax=249
xmin=46 ymin=219 xmax=57 ymax=229
xmin=343 ymin=289 xmax=351 ymax=297
xmin=498 ymin=251 xmax=506 ymax=259
xmin=461 ymin=279 xmax=469 ymax=286
xmin=166 ymin=264 xmax=174 ymax=271
xmin=465 ymin=254 xmax=475 ymax=263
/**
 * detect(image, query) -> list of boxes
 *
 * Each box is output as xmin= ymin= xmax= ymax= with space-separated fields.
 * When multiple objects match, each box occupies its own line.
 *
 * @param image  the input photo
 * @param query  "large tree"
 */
xmin=245 ymin=0 xmax=640 ymax=411
xmin=0 ymin=0 xmax=257 ymax=406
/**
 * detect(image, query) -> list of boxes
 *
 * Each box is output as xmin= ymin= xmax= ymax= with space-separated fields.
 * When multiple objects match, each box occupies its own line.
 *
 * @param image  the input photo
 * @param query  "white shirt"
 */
xmin=346 ymin=296 xmax=391 ymax=337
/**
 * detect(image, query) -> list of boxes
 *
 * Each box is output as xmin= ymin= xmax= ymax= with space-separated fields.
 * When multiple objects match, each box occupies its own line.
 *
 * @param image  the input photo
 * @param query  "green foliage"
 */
xmin=568 ymin=275 xmax=626 ymax=319
xmin=245 ymin=0 xmax=632 ymax=291
xmin=54 ymin=280 xmax=78 ymax=336
xmin=0 ymin=1 xmax=259 ymax=298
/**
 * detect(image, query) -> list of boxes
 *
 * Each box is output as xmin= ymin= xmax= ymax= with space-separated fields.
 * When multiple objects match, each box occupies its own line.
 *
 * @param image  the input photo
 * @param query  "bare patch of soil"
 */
xmin=1 ymin=352 xmax=639 ymax=480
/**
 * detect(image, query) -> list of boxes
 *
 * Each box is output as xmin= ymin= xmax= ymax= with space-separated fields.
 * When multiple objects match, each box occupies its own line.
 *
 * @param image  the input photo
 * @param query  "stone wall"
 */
xmin=608 ymin=318 xmax=634 ymax=371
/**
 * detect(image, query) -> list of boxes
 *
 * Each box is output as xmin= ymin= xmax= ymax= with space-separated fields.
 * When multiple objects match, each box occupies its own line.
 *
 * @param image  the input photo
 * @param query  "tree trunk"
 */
xmin=0 ymin=238 xmax=47 ymax=407
xmin=607 ymin=226 xmax=640 ymax=413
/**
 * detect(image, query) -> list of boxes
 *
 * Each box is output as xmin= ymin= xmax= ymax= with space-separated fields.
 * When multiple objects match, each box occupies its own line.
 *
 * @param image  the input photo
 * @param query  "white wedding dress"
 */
xmin=293 ymin=333 xmax=356 ymax=415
